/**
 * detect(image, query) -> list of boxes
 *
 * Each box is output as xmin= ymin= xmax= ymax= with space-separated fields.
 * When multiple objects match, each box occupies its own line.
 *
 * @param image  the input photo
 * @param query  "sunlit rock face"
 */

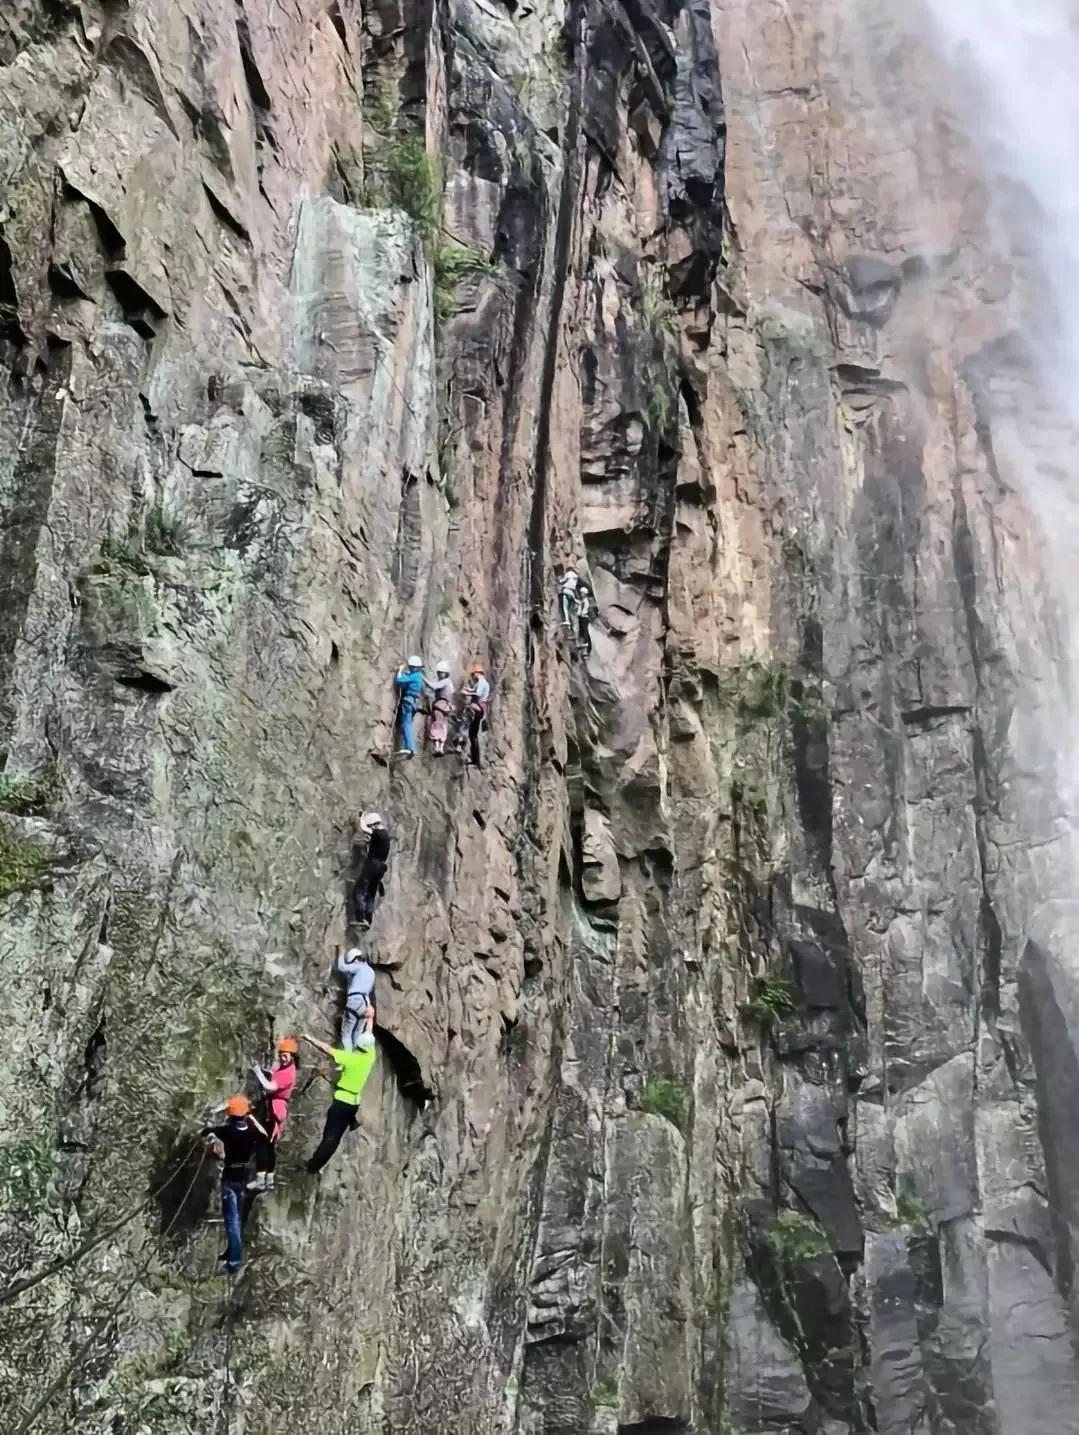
xmin=2 ymin=0 xmax=1079 ymax=1431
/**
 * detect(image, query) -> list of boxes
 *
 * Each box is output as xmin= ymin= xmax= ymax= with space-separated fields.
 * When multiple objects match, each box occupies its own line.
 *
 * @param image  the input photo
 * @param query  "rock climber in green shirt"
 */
xmin=301 ymin=1028 xmax=376 ymax=1174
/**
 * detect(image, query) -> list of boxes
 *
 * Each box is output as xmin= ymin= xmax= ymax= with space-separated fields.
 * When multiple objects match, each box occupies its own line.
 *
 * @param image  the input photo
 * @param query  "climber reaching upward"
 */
xmin=352 ymin=812 xmax=391 ymax=928
xmin=247 ymin=1037 xmax=299 ymax=1193
xmin=425 ymin=662 xmax=455 ymax=755
xmin=201 ymin=1095 xmax=266 ymax=1274
xmin=302 ymin=1031 xmax=377 ymax=1174
xmin=333 ymin=945 xmax=376 ymax=1049
xmin=393 ymin=656 xmax=426 ymax=758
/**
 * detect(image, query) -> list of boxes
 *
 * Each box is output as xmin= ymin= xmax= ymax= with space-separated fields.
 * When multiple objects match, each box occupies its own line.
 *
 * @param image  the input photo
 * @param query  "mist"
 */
xmin=919 ymin=0 xmax=1079 ymax=408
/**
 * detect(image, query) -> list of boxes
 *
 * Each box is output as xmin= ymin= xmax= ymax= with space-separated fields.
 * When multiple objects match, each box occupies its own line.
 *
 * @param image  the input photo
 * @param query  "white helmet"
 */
xmin=435 ymin=660 xmax=450 ymax=674
xmin=407 ymin=654 xmax=423 ymax=668
xmin=345 ymin=946 xmax=365 ymax=962
xmin=359 ymin=811 xmax=384 ymax=832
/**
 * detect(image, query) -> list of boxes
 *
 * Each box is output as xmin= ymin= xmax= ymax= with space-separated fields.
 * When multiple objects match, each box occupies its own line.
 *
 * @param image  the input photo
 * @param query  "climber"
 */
xmin=334 ymin=945 xmax=376 ymax=1049
xmin=352 ymin=811 xmax=391 ymax=928
xmin=461 ymin=662 xmax=491 ymax=768
xmin=247 ymin=1036 xmax=299 ymax=1192
xmin=393 ymin=656 xmax=426 ymax=758
xmin=425 ymin=661 xmax=456 ymax=755
xmin=301 ymin=1029 xmax=377 ymax=1174
xmin=557 ymin=562 xmax=579 ymax=629
xmin=575 ymin=580 xmax=594 ymax=658
xmin=201 ymin=1095 xmax=266 ymax=1274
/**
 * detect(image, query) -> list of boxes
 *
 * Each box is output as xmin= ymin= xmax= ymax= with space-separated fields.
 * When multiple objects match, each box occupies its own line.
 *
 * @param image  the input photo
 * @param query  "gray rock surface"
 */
xmin=2 ymin=0 xmax=1079 ymax=1432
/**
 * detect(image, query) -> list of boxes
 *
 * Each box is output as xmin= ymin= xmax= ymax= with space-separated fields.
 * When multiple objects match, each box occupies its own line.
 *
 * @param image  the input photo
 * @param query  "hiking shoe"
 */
xmin=246 ymin=1173 xmax=268 ymax=1193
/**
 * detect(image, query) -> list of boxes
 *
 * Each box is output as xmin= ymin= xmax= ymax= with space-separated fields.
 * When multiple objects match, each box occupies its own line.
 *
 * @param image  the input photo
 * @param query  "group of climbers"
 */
xmin=393 ymin=657 xmax=490 ymax=765
xmin=199 ymin=558 xmax=595 ymax=1277
xmin=201 ymin=1013 xmax=376 ymax=1274
xmin=200 ymin=814 xmax=393 ymax=1272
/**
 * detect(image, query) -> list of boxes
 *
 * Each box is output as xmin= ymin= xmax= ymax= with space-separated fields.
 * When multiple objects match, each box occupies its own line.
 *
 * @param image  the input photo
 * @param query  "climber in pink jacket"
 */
xmin=247 ymin=1036 xmax=299 ymax=1191
xmin=425 ymin=662 xmax=455 ymax=755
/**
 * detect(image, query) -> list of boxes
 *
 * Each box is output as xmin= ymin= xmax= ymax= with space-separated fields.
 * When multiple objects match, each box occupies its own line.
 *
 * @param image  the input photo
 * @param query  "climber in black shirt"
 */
xmin=575 ymin=581 xmax=594 ymax=658
xmin=202 ymin=1095 xmax=265 ymax=1274
xmin=352 ymin=812 xmax=391 ymax=928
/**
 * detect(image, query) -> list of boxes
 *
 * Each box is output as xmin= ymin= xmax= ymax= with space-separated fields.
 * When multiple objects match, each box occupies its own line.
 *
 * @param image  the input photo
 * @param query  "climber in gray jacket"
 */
xmin=333 ymin=946 xmax=376 ymax=1050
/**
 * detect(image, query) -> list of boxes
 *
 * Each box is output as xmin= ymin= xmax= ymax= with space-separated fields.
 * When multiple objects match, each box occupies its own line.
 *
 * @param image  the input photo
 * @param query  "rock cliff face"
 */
xmin=3 ymin=0 xmax=1079 ymax=1431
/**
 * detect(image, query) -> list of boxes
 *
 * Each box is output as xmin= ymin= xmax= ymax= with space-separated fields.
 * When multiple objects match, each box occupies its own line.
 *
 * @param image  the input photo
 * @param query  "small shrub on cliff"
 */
xmin=0 ymin=824 xmax=51 ymax=899
xmin=641 ymin=1076 xmax=687 ymax=1130
xmin=0 ymin=763 xmax=61 ymax=817
xmin=766 ymin=1210 xmax=829 ymax=1264
xmin=0 ymin=1141 xmax=52 ymax=1211
xmin=99 ymin=532 xmax=151 ymax=577
xmin=371 ymin=137 xmax=441 ymax=244
xmin=894 ymin=1187 xmax=931 ymax=1232
xmin=434 ymin=243 xmax=496 ymax=322
xmin=739 ymin=974 xmax=797 ymax=1030
xmin=591 ymin=1375 xmax=619 ymax=1408
xmin=144 ymin=502 xmax=189 ymax=557
xmin=737 ymin=660 xmax=790 ymax=719
xmin=97 ymin=504 xmax=188 ymax=578
xmin=720 ymin=660 xmax=825 ymax=726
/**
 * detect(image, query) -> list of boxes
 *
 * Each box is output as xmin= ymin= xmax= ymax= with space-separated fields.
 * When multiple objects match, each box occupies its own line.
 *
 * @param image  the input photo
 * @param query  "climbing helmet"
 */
xmin=226 ymin=1094 xmax=250 ymax=1117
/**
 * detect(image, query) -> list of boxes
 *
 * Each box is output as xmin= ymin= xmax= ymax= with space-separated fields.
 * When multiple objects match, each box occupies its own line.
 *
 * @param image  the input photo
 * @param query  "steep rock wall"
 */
xmin=2 ymin=0 xmax=1078 ymax=1432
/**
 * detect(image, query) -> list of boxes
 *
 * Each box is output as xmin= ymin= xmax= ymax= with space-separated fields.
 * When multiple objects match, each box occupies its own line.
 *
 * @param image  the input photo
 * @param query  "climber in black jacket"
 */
xmin=202 ymin=1096 xmax=266 ymax=1274
xmin=352 ymin=812 xmax=391 ymax=928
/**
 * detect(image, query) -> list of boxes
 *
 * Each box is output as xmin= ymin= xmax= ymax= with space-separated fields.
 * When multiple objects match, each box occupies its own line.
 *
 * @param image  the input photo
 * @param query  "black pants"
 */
xmin=256 ymin=1110 xmax=281 ymax=1173
xmin=352 ymin=858 xmax=386 ymax=925
xmin=468 ymin=706 xmax=484 ymax=767
xmin=577 ymin=618 xmax=591 ymax=656
xmin=305 ymin=1099 xmax=357 ymax=1174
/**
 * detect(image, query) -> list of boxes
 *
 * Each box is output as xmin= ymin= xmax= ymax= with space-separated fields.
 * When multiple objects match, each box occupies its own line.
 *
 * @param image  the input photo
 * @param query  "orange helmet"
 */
xmin=277 ymin=1035 xmax=298 ymax=1055
xmin=226 ymin=1095 xmax=250 ymax=1117
xmin=470 ymin=662 xmax=486 ymax=675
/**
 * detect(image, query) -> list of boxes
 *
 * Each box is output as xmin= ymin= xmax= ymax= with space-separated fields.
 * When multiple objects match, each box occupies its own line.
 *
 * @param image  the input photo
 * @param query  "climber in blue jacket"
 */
xmin=394 ymin=656 xmax=426 ymax=758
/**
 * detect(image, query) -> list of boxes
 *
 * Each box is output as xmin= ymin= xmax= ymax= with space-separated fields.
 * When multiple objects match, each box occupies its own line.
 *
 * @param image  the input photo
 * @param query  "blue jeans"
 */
xmin=398 ymin=699 xmax=416 ymax=754
xmin=221 ymin=1180 xmax=246 ymax=1272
